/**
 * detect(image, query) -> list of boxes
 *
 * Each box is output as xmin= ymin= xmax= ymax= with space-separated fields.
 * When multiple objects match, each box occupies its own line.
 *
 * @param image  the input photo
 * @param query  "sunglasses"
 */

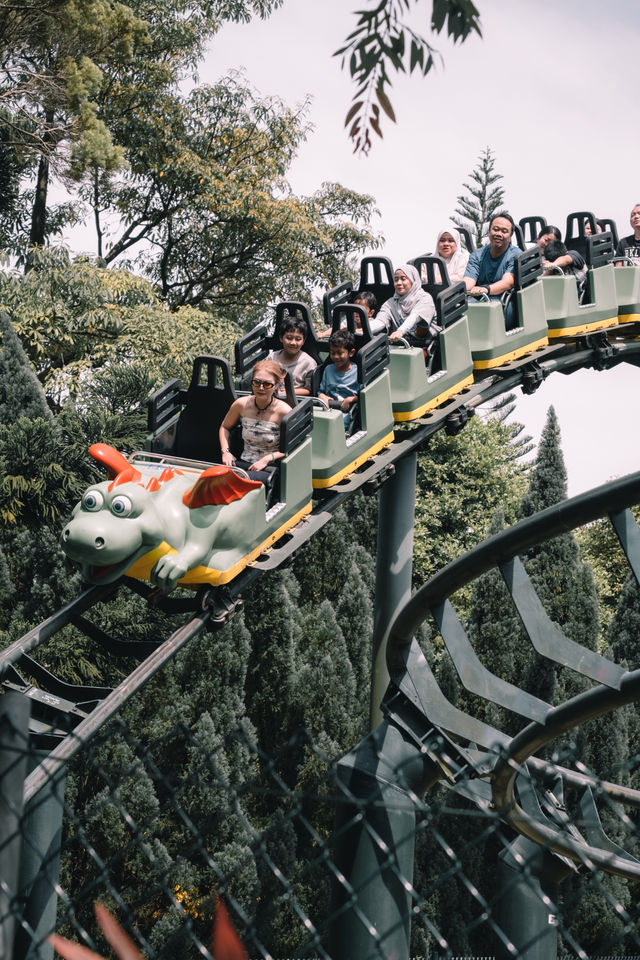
xmin=252 ymin=379 xmax=276 ymax=389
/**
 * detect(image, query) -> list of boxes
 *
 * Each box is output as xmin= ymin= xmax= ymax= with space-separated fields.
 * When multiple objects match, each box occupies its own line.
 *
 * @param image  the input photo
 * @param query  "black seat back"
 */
xmin=147 ymin=356 xmax=237 ymax=463
xmin=358 ymin=256 xmax=395 ymax=307
xmin=502 ymin=248 xmax=543 ymax=332
xmin=429 ymin=282 xmax=468 ymax=375
xmin=410 ymin=255 xmax=451 ymax=301
xmin=519 ymin=216 xmax=547 ymax=245
xmin=322 ymin=280 xmax=354 ymax=324
xmin=512 ymin=224 xmax=525 ymax=251
xmin=598 ymin=218 xmax=619 ymax=247
xmin=457 ymin=226 xmax=475 ymax=252
xmin=565 ymin=211 xmax=598 ymax=260
xmin=436 ymin=281 xmax=468 ymax=330
xmin=280 ymin=396 xmax=313 ymax=455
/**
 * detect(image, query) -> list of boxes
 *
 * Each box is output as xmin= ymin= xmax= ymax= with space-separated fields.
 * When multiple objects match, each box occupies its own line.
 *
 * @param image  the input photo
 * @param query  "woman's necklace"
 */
xmin=254 ymin=395 xmax=274 ymax=417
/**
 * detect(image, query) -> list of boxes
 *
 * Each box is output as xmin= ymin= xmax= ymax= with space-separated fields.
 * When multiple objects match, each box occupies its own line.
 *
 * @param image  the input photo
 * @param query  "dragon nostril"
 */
xmin=95 ymin=537 xmax=105 ymax=549
xmin=63 ymin=529 xmax=69 ymax=541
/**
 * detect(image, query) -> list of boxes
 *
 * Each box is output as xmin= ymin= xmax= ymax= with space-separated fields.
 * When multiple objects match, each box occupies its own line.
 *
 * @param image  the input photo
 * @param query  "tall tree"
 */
xmin=0 ymin=0 xmax=283 ymax=251
xmin=452 ymin=146 xmax=505 ymax=246
xmin=82 ymin=77 xmax=379 ymax=315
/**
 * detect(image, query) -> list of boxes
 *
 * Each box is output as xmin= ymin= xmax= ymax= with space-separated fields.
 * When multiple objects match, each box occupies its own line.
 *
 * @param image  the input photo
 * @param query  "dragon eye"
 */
xmin=83 ymin=490 xmax=104 ymax=511
xmin=110 ymin=495 xmax=133 ymax=517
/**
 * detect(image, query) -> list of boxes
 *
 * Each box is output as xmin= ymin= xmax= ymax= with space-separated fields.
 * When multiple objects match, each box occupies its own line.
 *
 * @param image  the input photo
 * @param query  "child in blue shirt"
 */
xmin=318 ymin=330 xmax=359 ymax=429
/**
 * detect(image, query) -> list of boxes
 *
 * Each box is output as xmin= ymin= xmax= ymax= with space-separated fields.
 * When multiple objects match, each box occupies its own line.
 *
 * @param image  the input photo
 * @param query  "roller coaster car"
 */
xmin=467 ymin=247 xmax=548 ymax=370
xmin=62 ymin=355 xmax=314 ymax=590
xmin=542 ymin=233 xmax=619 ymax=338
xmin=389 ymin=258 xmax=474 ymax=421
xmin=235 ymin=297 xmax=395 ymax=489
xmin=309 ymin=304 xmax=394 ymax=488
xmin=614 ymin=262 xmax=640 ymax=326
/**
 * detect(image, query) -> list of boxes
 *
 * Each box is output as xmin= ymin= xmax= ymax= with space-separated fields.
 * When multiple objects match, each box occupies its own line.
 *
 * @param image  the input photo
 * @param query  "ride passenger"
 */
xmin=537 ymin=225 xmax=586 ymax=276
xmin=464 ymin=212 xmax=522 ymax=300
xmin=434 ymin=226 xmax=469 ymax=283
xmin=219 ymin=359 xmax=289 ymax=484
xmin=268 ymin=315 xmax=316 ymax=396
xmin=354 ymin=290 xmax=378 ymax=329
xmin=318 ymin=291 xmax=379 ymax=338
xmin=615 ymin=204 xmax=640 ymax=265
xmin=375 ymin=263 xmax=437 ymax=343
xmin=584 ymin=219 xmax=603 ymax=236
xmin=318 ymin=329 xmax=359 ymax=430
xmin=542 ymin=240 xmax=587 ymax=283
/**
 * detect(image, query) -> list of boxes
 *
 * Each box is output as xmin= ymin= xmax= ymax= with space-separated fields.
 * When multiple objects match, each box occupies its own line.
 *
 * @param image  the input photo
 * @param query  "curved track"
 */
xmin=4 ymin=326 xmax=640 ymax=810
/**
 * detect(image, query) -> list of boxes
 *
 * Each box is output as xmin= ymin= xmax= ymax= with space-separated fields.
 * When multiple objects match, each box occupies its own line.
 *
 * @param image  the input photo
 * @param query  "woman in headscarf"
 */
xmin=374 ymin=263 xmax=437 ymax=343
xmin=435 ymin=226 xmax=469 ymax=283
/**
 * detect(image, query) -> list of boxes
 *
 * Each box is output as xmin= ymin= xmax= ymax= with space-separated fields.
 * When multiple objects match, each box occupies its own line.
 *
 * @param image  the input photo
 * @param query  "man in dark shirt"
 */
xmin=615 ymin=204 xmax=640 ymax=265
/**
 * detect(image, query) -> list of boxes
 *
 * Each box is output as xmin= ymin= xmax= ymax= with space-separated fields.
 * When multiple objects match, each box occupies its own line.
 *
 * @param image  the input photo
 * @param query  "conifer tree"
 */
xmin=242 ymin=568 xmax=305 ymax=784
xmin=452 ymin=147 xmax=506 ymax=246
xmin=0 ymin=310 xmax=52 ymax=422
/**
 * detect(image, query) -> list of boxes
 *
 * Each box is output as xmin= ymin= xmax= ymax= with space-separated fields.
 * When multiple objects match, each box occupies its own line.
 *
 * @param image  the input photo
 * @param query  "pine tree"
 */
xmin=452 ymin=147 xmax=506 ymax=247
xmin=0 ymin=310 xmax=52 ymax=423
xmin=242 ymin=568 xmax=305 ymax=784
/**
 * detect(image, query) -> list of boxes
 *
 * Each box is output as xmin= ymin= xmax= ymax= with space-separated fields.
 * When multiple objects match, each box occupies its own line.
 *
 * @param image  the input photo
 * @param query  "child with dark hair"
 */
xmin=318 ymin=329 xmax=359 ymax=429
xmin=318 ymin=290 xmax=379 ymax=338
xmin=269 ymin=315 xmax=316 ymax=395
xmin=543 ymin=240 xmax=587 ymax=283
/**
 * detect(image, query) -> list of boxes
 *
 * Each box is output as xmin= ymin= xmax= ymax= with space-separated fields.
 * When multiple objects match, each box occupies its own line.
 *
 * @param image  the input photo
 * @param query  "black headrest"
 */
xmin=564 ymin=211 xmax=598 ymax=258
xmin=513 ymin=248 xmax=543 ymax=290
xmin=585 ymin=232 xmax=614 ymax=269
xmin=323 ymin=280 xmax=354 ymax=324
xmin=329 ymin=303 xmax=374 ymax=351
xmin=457 ymin=227 xmax=475 ymax=252
xmin=519 ymin=216 xmax=548 ymax=244
xmin=436 ymin=282 xmax=468 ymax=329
xmin=358 ymin=255 xmax=395 ymax=305
xmin=410 ymin=255 xmax=451 ymax=292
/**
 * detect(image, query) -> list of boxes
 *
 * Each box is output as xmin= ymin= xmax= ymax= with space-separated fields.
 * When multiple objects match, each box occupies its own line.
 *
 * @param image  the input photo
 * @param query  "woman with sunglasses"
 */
xmin=219 ymin=359 xmax=289 ymax=483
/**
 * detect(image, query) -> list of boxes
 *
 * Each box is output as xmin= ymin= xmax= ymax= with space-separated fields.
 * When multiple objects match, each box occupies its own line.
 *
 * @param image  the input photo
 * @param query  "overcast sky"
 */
xmin=200 ymin=0 xmax=640 ymax=496
xmin=63 ymin=0 xmax=640 ymax=495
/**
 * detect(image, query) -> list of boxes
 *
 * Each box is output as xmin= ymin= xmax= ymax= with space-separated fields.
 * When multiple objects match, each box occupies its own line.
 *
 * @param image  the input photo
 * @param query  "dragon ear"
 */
xmin=183 ymin=466 xmax=261 ymax=509
xmin=89 ymin=444 xmax=135 ymax=480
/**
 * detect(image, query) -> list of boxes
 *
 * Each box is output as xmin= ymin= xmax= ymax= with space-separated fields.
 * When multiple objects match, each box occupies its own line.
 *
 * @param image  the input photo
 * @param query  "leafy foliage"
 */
xmin=413 ymin=409 xmax=529 ymax=602
xmin=87 ymin=77 xmax=380 ymax=315
xmin=336 ymin=0 xmax=481 ymax=154
xmin=0 ymin=246 xmax=242 ymax=402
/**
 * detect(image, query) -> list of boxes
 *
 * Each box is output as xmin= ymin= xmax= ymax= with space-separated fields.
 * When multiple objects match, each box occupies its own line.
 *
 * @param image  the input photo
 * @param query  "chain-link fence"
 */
xmin=3 ymin=689 xmax=640 ymax=960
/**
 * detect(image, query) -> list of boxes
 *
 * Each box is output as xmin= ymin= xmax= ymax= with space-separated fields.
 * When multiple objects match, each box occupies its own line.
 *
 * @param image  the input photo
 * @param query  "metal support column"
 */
xmin=0 ymin=692 xmax=31 ymax=960
xmin=330 ymin=718 xmax=440 ymax=960
xmin=498 ymin=835 xmax=570 ymax=959
xmin=370 ymin=451 xmax=417 ymax=728
xmin=329 ymin=451 xmax=430 ymax=960
xmin=14 ymin=751 xmax=66 ymax=960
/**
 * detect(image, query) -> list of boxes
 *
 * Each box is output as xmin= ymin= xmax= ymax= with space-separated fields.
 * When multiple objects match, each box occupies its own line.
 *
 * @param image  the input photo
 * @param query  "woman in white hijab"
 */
xmin=435 ymin=226 xmax=469 ymax=283
xmin=374 ymin=263 xmax=437 ymax=342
